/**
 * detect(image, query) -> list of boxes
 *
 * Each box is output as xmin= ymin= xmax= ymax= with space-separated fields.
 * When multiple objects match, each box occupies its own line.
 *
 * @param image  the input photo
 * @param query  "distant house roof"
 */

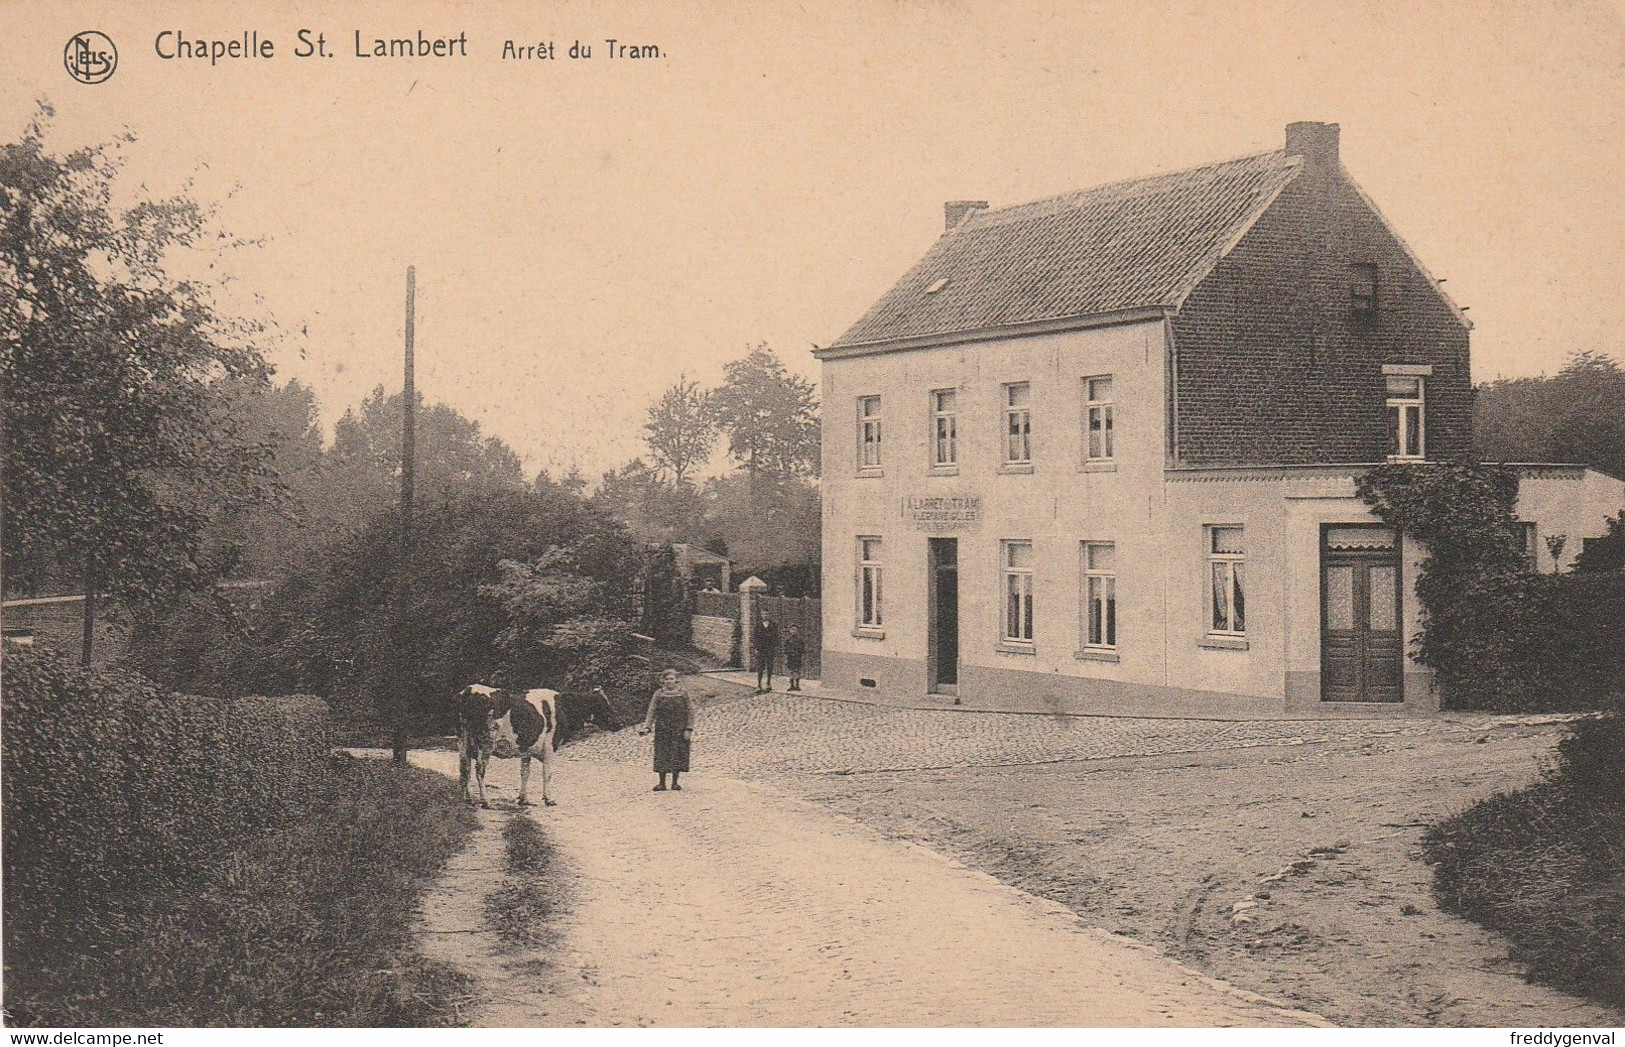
xmin=671 ymin=543 xmax=729 ymax=566
xmin=825 ymin=150 xmax=1304 ymax=352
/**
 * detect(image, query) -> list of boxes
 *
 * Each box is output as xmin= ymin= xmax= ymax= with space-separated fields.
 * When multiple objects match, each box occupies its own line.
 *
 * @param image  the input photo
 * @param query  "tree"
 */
xmin=1 ymin=105 xmax=278 ymax=661
xmin=206 ymin=378 xmax=324 ymax=579
xmin=1476 ymin=351 xmax=1625 ymax=480
xmin=698 ymin=471 xmax=820 ymax=587
xmin=137 ymin=485 xmax=640 ymax=731
xmin=643 ymin=373 xmax=717 ymax=486
xmin=483 ymin=548 xmax=650 ymax=698
xmin=589 ymin=458 xmax=707 ymax=546
xmin=710 ymin=344 xmax=820 ymax=479
xmin=1575 ymin=512 xmax=1625 ymax=574
xmin=329 ymin=386 xmax=526 ymax=505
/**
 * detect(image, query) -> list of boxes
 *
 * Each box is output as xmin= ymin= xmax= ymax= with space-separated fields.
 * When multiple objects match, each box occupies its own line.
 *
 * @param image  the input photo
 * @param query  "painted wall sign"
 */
xmin=903 ymin=495 xmax=981 ymax=528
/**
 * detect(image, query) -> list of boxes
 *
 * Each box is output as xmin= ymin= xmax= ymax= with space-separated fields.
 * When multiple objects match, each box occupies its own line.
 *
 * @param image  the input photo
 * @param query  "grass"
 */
xmin=482 ymin=816 xmax=559 ymax=951
xmin=1422 ymin=713 xmax=1625 ymax=1011
xmin=3 ymin=759 xmax=480 ymax=1027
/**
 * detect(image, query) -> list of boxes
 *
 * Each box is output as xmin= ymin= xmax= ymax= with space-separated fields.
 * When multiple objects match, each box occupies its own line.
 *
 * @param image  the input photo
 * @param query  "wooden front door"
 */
xmin=928 ymin=538 xmax=959 ymax=694
xmin=1321 ymin=526 xmax=1403 ymax=703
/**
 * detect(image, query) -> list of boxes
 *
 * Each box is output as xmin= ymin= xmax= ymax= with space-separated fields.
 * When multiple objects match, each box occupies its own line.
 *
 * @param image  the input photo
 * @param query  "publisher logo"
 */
xmin=65 ymin=31 xmax=117 ymax=84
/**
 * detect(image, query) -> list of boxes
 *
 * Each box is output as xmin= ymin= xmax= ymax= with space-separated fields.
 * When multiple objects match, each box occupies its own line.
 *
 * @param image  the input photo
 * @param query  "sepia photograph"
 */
xmin=2 ymin=0 xmax=1623 ymax=1035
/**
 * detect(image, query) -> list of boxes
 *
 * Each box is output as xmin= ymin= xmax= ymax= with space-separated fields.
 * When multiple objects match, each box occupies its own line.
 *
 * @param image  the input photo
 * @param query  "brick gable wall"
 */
xmin=1170 ymin=160 xmax=1471 ymax=466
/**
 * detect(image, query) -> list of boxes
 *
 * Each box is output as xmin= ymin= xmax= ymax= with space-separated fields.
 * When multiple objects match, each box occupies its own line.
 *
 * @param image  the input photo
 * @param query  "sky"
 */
xmin=5 ymin=0 xmax=1624 ymax=479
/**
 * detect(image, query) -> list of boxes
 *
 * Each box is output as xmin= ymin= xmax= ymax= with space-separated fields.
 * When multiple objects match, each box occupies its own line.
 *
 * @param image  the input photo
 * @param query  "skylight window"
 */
xmin=924 ymin=277 xmax=950 ymax=294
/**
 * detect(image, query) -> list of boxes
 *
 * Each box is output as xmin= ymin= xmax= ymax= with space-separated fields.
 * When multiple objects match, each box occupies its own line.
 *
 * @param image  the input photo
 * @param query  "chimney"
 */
xmin=1285 ymin=121 xmax=1340 ymax=167
xmin=944 ymin=200 xmax=989 ymax=230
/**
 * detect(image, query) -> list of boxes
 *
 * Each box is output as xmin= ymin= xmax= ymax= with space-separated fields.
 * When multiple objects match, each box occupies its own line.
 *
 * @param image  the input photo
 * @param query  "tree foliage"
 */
xmin=482 ymin=549 xmax=651 ymax=696
xmin=205 ymin=377 xmax=324 ymax=579
xmin=698 ymin=471 xmax=820 ymax=587
xmin=710 ymin=343 xmax=819 ymax=479
xmin=589 ymin=458 xmax=707 ymax=546
xmin=1476 ymin=350 xmax=1625 ymax=481
xmin=1 ymin=105 xmax=278 ymax=611
xmin=1575 ymin=511 xmax=1625 ymax=575
xmin=131 ymin=486 xmax=640 ymax=735
xmin=642 ymin=373 xmax=716 ymax=486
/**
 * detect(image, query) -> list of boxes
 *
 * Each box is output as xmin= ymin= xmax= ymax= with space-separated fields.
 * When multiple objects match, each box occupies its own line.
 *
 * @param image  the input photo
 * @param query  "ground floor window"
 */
xmin=857 ymin=536 xmax=883 ymax=628
xmin=1003 ymin=540 xmax=1034 ymax=642
xmin=1082 ymin=542 xmax=1116 ymax=648
xmin=1207 ymin=525 xmax=1245 ymax=635
xmin=1509 ymin=521 xmax=1538 ymax=571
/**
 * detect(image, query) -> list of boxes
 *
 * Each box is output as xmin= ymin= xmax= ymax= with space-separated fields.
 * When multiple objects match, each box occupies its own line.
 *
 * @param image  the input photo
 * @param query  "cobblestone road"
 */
xmin=414 ymin=752 xmax=1324 ymax=1027
xmin=572 ymin=682 xmax=1504 ymax=778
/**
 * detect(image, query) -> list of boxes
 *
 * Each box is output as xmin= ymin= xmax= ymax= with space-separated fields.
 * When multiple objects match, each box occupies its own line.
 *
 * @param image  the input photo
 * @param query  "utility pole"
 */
xmin=394 ymin=266 xmax=416 ymax=765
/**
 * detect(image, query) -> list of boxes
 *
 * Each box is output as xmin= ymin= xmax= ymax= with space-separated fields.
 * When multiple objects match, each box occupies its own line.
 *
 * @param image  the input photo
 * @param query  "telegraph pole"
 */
xmin=394 ymin=266 xmax=416 ymax=765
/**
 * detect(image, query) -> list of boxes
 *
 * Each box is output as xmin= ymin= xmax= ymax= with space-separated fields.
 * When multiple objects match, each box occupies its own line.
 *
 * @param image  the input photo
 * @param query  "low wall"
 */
xmin=1 ymin=599 xmax=130 ymax=665
xmin=692 ymin=614 xmax=739 ymax=665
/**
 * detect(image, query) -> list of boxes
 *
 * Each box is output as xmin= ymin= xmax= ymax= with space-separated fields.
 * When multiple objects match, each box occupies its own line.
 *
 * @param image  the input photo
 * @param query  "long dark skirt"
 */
xmin=653 ymin=725 xmax=690 ymax=773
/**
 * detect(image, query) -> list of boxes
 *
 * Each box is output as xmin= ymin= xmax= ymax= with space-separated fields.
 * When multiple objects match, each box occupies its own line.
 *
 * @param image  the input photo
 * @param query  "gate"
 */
xmin=756 ymin=595 xmax=822 ymax=680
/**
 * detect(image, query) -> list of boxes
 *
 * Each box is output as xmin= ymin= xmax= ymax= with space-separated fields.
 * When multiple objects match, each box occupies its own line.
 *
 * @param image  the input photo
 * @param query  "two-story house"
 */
xmin=815 ymin=122 xmax=1623 ymax=716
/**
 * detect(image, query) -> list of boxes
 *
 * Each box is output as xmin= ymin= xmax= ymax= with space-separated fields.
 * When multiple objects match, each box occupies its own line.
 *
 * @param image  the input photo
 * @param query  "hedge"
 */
xmin=2 ymin=647 xmax=329 ymax=956
xmin=1441 ymin=571 xmax=1625 ymax=713
xmin=1423 ymin=710 xmax=1625 ymax=1007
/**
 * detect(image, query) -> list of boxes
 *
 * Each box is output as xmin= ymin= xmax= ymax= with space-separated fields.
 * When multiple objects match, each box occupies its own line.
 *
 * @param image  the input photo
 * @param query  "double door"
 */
xmin=1321 ymin=526 xmax=1403 ymax=703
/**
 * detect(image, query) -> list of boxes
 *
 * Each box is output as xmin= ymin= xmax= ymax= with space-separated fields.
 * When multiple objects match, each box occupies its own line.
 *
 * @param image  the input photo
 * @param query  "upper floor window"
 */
xmin=1082 ymin=542 xmax=1117 ymax=649
xmin=1004 ymin=382 xmax=1032 ymax=465
xmin=1351 ymin=262 xmax=1379 ymax=317
xmin=1085 ymin=376 xmax=1115 ymax=462
xmin=1207 ymin=526 xmax=1245 ymax=635
xmin=1385 ymin=376 xmax=1425 ymax=460
xmin=1003 ymin=540 xmax=1034 ymax=643
xmin=857 ymin=536 xmax=883 ymax=628
xmin=931 ymin=389 xmax=958 ymax=468
xmin=857 ymin=395 xmax=882 ymax=471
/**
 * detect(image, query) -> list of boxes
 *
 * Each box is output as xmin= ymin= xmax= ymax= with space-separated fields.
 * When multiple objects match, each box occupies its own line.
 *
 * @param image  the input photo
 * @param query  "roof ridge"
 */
xmin=959 ymin=149 xmax=1297 ymax=231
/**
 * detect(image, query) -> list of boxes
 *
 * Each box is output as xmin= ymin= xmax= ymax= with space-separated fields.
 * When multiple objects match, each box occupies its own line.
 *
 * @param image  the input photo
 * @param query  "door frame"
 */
xmin=927 ymin=537 xmax=959 ymax=695
xmin=1319 ymin=523 xmax=1404 ymax=703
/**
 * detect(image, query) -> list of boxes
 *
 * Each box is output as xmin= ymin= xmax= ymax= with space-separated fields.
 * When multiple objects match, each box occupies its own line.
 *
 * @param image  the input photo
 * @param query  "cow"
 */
xmin=453 ymin=684 xmax=618 ymax=808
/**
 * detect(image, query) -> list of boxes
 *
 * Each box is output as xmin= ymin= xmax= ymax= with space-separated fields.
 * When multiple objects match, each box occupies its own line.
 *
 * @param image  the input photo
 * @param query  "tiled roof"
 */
xmin=830 ymin=151 xmax=1303 ymax=349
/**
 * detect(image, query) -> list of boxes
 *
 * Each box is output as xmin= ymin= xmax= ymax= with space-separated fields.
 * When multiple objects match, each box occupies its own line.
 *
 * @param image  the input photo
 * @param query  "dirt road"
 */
xmin=408 ymin=683 xmax=1615 ymax=1026
xmin=410 ymin=751 xmax=1322 ymax=1027
xmin=791 ymin=725 xmax=1621 ymax=1027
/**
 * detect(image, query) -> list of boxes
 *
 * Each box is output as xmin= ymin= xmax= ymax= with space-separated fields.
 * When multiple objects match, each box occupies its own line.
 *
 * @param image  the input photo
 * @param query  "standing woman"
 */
xmin=639 ymin=668 xmax=693 ymax=791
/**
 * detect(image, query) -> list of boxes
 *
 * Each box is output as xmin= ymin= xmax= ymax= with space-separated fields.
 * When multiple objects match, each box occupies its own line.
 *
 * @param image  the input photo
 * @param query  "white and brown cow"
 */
xmin=454 ymin=684 xmax=617 ymax=808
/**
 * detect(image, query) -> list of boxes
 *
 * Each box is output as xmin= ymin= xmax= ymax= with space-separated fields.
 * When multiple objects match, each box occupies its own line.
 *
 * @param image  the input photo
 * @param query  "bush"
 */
xmin=1359 ymin=462 xmax=1625 ymax=712
xmin=5 ymin=758 xmax=478 ymax=1026
xmin=1423 ymin=709 xmax=1625 ymax=1008
xmin=2 ymin=647 xmax=329 ymax=958
xmin=1430 ymin=571 xmax=1625 ymax=713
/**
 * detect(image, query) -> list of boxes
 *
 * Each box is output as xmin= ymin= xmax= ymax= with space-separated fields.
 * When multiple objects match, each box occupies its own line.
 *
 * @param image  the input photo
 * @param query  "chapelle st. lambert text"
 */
xmin=151 ymin=29 xmax=663 ymax=64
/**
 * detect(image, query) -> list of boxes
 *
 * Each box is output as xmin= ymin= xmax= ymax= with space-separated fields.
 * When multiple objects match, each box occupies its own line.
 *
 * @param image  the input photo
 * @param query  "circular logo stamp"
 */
xmin=64 ymin=31 xmax=117 ymax=85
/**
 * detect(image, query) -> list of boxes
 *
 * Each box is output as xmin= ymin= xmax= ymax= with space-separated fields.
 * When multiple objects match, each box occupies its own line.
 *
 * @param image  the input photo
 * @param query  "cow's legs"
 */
xmin=517 ymin=755 xmax=533 ymax=806
xmin=474 ymin=752 xmax=492 ymax=809
xmin=457 ymin=730 xmax=473 ymax=803
xmin=540 ymin=744 xmax=556 ymax=806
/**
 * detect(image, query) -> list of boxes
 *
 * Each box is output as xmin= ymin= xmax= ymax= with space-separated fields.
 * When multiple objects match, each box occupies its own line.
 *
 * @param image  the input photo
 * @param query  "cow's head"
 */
xmin=554 ymin=686 xmax=619 ymax=746
xmin=583 ymin=686 xmax=620 ymax=731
